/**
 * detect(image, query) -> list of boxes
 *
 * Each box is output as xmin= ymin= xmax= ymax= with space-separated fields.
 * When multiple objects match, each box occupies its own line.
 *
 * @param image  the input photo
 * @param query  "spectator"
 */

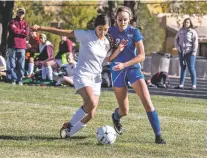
xmin=150 ymin=71 xmax=170 ymax=88
xmin=7 ymin=8 xmax=30 ymax=85
xmin=46 ymin=36 xmax=73 ymax=71
xmin=55 ymin=52 xmax=77 ymax=86
xmin=174 ymin=18 xmax=198 ymax=90
xmin=26 ymin=31 xmax=40 ymax=76
xmin=34 ymin=33 xmax=54 ymax=81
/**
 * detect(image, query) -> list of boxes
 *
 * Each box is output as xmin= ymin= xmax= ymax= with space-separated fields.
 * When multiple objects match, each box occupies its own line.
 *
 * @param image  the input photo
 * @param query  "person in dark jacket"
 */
xmin=7 ymin=8 xmax=30 ymax=85
xmin=34 ymin=33 xmax=54 ymax=81
xmin=151 ymin=71 xmax=170 ymax=88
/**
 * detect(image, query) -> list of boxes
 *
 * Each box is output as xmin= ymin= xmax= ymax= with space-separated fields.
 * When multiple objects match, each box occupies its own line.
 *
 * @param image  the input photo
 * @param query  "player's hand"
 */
xmin=117 ymin=39 xmax=128 ymax=52
xmin=112 ymin=62 xmax=125 ymax=71
xmin=32 ymin=24 xmax=41 ymax=31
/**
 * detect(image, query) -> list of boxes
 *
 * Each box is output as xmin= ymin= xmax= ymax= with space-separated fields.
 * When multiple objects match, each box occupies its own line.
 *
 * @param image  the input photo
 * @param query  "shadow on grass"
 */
xmin=0 ymin=135 xmax=87 ymax=141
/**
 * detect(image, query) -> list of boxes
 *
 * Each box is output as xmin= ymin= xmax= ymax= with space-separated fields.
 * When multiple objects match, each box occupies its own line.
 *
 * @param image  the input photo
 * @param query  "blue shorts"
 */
xmin=111 ymin=68 xmax=144 ymax=87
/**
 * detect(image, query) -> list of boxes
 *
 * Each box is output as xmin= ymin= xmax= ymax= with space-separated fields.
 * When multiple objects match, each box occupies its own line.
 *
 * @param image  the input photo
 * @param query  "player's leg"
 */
xmin=67 ymin=86 xmax=99 ymax=137
xmin=112 ymin=87 xmax=129 ymax=135
xmin=131 ymin=79 xmax=166 ymax=144
xmin=111 ymin=69 xmax=128 ymax=135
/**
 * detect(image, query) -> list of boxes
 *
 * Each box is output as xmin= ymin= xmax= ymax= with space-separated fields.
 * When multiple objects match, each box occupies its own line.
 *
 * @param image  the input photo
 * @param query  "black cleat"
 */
xmin=112 ymin=113 xmax=123 ymax=135
xmin=155 ymin=135 xmax=166 ymax=144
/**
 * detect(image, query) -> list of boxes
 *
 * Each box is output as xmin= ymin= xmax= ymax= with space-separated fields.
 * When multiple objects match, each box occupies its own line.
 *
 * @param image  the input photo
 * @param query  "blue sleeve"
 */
xmin=133 ymin=29 xmax=143 ymax=42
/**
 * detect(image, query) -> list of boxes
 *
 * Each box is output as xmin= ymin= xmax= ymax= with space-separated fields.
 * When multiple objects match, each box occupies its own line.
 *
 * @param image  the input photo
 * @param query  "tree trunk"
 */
xmin=0 ymin=1 xmax=14 ymax=57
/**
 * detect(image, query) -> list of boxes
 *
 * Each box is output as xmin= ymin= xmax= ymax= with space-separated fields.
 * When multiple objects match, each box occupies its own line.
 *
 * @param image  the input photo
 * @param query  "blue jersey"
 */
xmin=108 ymin=25 xmax=143 ymax=69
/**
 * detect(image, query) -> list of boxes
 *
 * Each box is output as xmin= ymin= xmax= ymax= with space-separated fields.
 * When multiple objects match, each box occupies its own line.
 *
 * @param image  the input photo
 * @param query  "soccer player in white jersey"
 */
xmin=108 ymin=7 xmax=166 ymax=144
xmin=32 ymin=15 xmax=113 ymax=138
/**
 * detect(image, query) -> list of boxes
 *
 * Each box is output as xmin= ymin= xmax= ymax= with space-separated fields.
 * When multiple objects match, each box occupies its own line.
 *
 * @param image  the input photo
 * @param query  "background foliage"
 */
xmin=135 ymin=4 xmax=165 ymax=55
xmin=13 ymin=1 xmax=60 ymax=53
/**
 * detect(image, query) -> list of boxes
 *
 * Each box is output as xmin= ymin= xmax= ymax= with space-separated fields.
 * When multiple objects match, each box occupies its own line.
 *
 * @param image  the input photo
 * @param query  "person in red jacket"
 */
xmin=7 ymin=8 xmax=30 ymax=85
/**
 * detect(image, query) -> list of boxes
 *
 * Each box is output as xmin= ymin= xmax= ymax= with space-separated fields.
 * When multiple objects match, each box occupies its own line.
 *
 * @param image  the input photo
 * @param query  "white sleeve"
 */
xmin=74 ymin=30 xmax=89 ymax=43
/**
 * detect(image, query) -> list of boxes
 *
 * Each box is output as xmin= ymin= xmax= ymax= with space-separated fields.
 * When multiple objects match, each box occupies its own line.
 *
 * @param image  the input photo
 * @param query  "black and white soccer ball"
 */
xmin=96 ymin=125 xmax=117 ymax=145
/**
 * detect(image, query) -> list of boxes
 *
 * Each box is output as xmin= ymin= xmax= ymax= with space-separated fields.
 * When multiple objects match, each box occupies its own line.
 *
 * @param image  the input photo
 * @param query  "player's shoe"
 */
xmin=60 ymin=122 xmax=72 ymax=139
xmin=155 ymin=135 xmax=166 ymax=144
xmin=112 ymin=113 xmax=123 ymax=135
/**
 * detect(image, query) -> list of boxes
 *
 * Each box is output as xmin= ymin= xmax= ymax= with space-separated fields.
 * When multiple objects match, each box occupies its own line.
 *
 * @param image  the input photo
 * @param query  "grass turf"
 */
xmin=0 ymin=83 xmax=206 ymax=158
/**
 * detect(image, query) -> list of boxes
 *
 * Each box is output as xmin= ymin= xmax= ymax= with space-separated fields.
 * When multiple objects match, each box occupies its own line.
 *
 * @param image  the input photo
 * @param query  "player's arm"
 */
xmin=123 ymin=40 xmax=145 ymax=68
xmin=107 ymin=39 xmax=128 ymax=62
xmin=32 ymin=25 xmax=75 ymax=38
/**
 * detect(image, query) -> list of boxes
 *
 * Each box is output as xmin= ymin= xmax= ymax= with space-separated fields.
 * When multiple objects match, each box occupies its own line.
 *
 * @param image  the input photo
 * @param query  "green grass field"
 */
xmin=0 ymin=83 xmax=206 ymax=158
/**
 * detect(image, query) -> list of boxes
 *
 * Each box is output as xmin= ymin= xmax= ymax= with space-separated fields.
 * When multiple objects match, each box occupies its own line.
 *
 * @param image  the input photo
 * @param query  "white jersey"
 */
xmin=74 ymin=30 xmax=110 ymax=75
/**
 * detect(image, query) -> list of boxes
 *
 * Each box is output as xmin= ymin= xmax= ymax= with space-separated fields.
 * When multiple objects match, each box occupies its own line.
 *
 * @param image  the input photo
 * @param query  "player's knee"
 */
xmin=85 ymin=99 xmax=98 ymax=111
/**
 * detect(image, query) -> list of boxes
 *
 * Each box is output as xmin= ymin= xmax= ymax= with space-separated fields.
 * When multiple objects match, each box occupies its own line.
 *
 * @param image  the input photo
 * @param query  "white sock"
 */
xmin=69 ymin=121 xmax=86 ymax=137
xmin=69 ymin=106 xmax=88 ymax=126
xmin=47 ymin=66 xmax=53 ymax=80
xmin=41 ymin=66 xmax=47 ymax=80
xmin=55 ymin=79 xmax=62 ymax=86
xmin=28 ymin=63 xmax=34 ymax=75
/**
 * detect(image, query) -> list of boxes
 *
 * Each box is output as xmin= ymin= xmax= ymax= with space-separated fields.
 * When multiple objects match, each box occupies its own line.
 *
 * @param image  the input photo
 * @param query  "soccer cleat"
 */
xmin=112 ymin=113 xmax=123 ymax=135
xmin=60 ymin=122 xmax=72 ymax=139
xmin=155 ymin=135 xmax=166 ymax=144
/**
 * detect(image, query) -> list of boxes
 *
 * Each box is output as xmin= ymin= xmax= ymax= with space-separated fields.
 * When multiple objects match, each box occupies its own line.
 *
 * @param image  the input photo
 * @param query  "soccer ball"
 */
xmin=96 ymin=125 xmax=117 ymax=145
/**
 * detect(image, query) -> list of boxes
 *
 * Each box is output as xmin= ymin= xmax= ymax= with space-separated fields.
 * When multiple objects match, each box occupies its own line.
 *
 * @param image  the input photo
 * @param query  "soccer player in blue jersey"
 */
xmin=108 ymin=6 xmax=166 ymax=144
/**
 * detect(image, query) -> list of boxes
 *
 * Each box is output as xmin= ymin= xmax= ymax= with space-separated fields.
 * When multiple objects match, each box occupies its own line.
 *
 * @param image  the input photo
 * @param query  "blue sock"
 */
xmin=147 ymin=110 xmax=161 ymax=136
xmin=114 ymin=108 xmax=120 ymax=120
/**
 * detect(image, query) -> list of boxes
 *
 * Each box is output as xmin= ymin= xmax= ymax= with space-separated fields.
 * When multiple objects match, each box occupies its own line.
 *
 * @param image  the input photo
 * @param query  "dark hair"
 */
xmin=182 ymin=18 xmax=194 ymax=28
xmin=105 ymin=33 xmax=118 ymax=54
xmin=116 ymin=6 xmax=133 ymax=19
xmin=94 ymin=14 xmax=110 ymax=28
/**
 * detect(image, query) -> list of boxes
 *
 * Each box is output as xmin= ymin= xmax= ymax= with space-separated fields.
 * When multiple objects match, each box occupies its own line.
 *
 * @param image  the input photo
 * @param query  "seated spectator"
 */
xmin=150 ymin=71 xmax=170 ymax=88
xmin=46 ymin=36 xmax=73 ymax=71
xmin=54 ymin=52 xmax=76 ymax=86
xmin=26 ymin=31 xmax=40 ymax=76
xmin=34 ymin=33 xmax=54 ymax=81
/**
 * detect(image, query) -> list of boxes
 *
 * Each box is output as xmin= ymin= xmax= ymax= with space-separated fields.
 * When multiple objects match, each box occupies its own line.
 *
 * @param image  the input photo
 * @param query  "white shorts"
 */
xmin=73 ymin=72 xmax=102 ymax=96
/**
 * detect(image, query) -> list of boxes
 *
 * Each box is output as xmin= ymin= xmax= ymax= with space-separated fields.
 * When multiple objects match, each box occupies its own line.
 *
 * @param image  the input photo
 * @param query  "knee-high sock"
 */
xmin=28 ymin=63 xmax=34 ymax=75
xmin=41 ymin=66 xmax=47 ymax=80
xmin=69 ymin=121 xmax=86 ymax=137
xmin=147 ymin=110 xmax=161 ymax=136
xmin=47 ymin=65 xmax=53 ymax=80
xmin=69 ymin=106 xmax=88 ymax=126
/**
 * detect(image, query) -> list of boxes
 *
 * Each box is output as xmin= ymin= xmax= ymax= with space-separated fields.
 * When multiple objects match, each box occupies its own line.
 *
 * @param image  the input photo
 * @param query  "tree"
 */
xmin=135 ymin=4 xmax=165 ymax=55
xmin=0 ymin=1 xmax=14 ymax=57
xmin=157 ymin=1 xmax=207 ymax=15
xmin=59 ymin=1 xmax=98 ymax=30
